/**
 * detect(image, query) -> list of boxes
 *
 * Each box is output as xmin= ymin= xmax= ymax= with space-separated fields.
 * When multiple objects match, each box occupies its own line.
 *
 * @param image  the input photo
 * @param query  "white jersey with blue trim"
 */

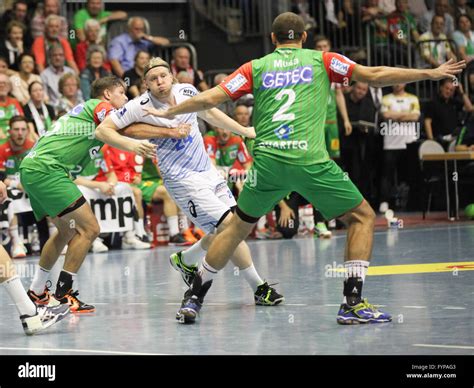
xmin=109 ymin=83 xmax=211 ymax=180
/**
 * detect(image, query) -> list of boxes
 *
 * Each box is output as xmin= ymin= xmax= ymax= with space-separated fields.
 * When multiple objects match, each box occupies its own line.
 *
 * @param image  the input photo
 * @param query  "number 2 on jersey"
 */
xmin=172 ymin=135 xmax=193 ymax=151
xmin=272 ymin=89 xmax=295 ymax=122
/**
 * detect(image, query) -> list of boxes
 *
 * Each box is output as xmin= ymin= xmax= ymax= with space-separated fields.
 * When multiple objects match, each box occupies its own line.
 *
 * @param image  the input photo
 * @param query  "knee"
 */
xmin=344 ymin=201 xmax=376 ymax=226
xmin=83 ymin=220 xmax=100 ymax=241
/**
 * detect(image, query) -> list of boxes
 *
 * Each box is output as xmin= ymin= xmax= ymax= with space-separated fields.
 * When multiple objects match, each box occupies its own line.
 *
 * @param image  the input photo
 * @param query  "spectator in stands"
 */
xmin=94 ymin=145 xmax=151 ymax=249
xmin=419 ymin=15 xmax=456 ymax=68
xmin=452 ymin=14 xmax=474 ymax=63
xmin=0 ymin=115 xmax=35 ymax=257
xmin=0 ymin=57 xmax=9 ymax=76
xmin=420 ymin=0 xmax=455 ymax=37
xmin=122 ymin=50 xmax=149 ymax=99
xmin=40 ymin=44 xmax=75 ymax=105
xmin=32 ymin=14 xmax=79 ymax=74
xmin=0 ymin=73 xmax=24 ymax=144
xmin=424 ymin=78 xmax=474 ymax=145
xmin=176 ymin=70 xmax=194 ymax=84
xmin=55 ymin=73 xmax=84 ymax=114
xmin=108 ymin=17 xmax=169 ymax=78
xmin=204 ymin=125 xmax=252 ymax=197
xmin=75 ymin=19 xmax=111 ymax=72
xmin=10 ymin=53 xmax=43 ymax=105
xmin=386 ymin=0 xmax=420 ymax=47
xmin=0 ymin=21 xmax=27 ymax=71
xmin=233 ymin=104 xmax=251 ymax=128
xmin=73 ymin=0 xmax=128 ymax=43
xmin=452 ymin=0 xmax=474 ymax=27
xmin=0 ymin=1 xmax=32 ymax=47
xmin=30 ymin=0 xmax=68 ymax=40
xmin=340 ymin=81 xmax=376 ymax=198
xmin=80 ymin=45 xmax=110 ymax=100
xmin=379 ymin=83 xmax=420 ymax=213
xmin=23 ymin=80 xmax=55 ymax=137
xmin=171 ymin=47 xmax=209 ymax=91
xmin=408 ymin=0 xmax=428 ymax=20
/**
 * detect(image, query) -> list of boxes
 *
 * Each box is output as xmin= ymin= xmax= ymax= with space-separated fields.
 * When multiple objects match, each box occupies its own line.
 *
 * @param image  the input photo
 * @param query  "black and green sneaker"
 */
xmin=169 ymin=251 xmax=198 ymax=287
xmin=254 ymin=282 xmax=285 ymax=306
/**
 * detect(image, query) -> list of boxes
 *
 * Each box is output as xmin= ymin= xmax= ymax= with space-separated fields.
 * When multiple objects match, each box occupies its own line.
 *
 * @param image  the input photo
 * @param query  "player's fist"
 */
xmin=133 ymin=141 xmax=157 ymax=159
xmin=243 ymin=126 xmax=256 ymax=139
xmin=176 ymin=123 xmax=191 ymax=138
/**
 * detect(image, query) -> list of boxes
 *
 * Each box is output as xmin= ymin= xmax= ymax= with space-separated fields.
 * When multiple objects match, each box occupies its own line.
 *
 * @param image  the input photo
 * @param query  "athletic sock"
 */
xmin=198 ymin=258 xmax=218 ymax=284
xmin=134 ymin=218 xmax=146 ymax=238
xmin=181 ymin=240 xmax=206 ymax=267
xmin=168 ymin=215 xmax=180 ymax=237
xmin=257 ymin=216 xmax=266 ymax=230
xmin=343 ymin=260 xmax=369 ymax=306
xmin=9 ymin=226 xmax=21 ymax=246
xmin=240 ymin=264 xmax=264 ymax=291
xmin=30 ymin=266 xmax=50 ymax=294
xmin=55 ymin=270 xmax=76 ymax=299
xmin=3 ymin=276 xmax=37 ymax=316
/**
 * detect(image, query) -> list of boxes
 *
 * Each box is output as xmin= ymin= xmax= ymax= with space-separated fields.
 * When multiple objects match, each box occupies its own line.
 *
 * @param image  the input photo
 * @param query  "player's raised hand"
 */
xmin=143 ymin=106 xmax=173 ymax=119
xmin=242 ymin=126 xmax=256 ymax=139
xmin=134 ymin=141 xmax=157 ymax=159
xmin=0 ymin=181 xmax=7 ymax=203
xmin=430 ymin=59 xmax=466 ymax=81
xmin=176 ymin=123 xmax=191 ymax=138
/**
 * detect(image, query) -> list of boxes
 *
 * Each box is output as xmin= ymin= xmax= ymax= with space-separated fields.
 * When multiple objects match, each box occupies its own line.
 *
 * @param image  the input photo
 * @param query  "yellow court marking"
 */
xmin=330 ymin=262 xmax=474 ymax=276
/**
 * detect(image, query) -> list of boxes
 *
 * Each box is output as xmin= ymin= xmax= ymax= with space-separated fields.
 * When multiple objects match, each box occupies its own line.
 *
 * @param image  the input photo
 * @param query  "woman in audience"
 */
xmin=453 ymin=14 xmax=474 ymax=63
xmin=55 ymin=73 xmax=84 ymax=114
xmin=80 ymin=45 xmax=111 ymax=100
xmin=0 ymin=20 xmax=27 ymax=71
xmin=10 ymin=53 xmax=43 ymax=105
xmin=23 ymin=81 xmax=56 ymax=139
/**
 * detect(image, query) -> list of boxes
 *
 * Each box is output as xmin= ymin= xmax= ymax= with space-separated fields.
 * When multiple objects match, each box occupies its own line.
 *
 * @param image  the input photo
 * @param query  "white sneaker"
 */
xmin=21 ymin=304 xmax=70 ymax=335
xmin=122 ymin=235 xmax=151 ymax=250
xmin=315 ymin=222 xmax=332 ymax=239
xmin=379 ymin=202 xmax=389 ymax=213
xmin=11 ymin=242 xmax=27 ymax=258
xmin=91 ymin=238 xmax=108 ymax=253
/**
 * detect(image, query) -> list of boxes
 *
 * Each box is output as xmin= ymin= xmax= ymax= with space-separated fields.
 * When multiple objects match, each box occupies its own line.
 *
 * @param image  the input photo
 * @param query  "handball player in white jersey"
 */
xmin=96 ymin=58 xmax=284 ymax=314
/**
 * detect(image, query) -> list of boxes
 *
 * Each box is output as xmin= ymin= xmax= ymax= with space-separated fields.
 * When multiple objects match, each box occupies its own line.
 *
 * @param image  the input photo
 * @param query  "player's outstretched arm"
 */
xmin=95 ymin=116 xmax=157 ymax=158
xmin=352 ymin=59 xmax=466 ymax=87
xmin=198 ymin=108 xmax=256 ymax=138
xmin=121 ymin=122 xmax=191 ymax=140
xmin=145 ymin=87 xmax=231 ymax=119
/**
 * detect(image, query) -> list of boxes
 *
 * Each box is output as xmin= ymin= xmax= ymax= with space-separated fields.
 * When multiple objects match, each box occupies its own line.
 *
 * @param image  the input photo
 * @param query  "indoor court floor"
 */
xmin=0 ymin=223 xmax=473 ymax=355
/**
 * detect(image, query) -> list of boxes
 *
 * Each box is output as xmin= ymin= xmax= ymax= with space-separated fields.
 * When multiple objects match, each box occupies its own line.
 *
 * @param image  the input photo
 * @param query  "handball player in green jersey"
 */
xmin=146 ymin=13 xmax=465 ymax=324
xmin=21 ymin=76 xmax=189 ymax=313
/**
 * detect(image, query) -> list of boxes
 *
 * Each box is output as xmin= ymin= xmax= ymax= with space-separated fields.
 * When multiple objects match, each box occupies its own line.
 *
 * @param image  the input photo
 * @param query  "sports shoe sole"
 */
xmin=255 ymin=296 xmax=285 ymax=306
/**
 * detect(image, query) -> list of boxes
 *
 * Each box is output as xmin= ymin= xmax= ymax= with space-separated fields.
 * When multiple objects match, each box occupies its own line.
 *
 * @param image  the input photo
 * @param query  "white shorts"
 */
xmin=163 ymin=166 xmax=236 ymax=234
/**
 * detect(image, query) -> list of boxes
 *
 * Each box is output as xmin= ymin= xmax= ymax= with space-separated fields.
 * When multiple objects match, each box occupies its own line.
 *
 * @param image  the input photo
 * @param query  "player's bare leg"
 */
xmin=153 ymin=186 xmax=188 ymax=245
xmin=29 ymin=200 xmax=99 ymax=313
xmin=175 ymin=212 xmax=284 ymax=323
xmin=0 ymin=245 xmax=70 ymax=334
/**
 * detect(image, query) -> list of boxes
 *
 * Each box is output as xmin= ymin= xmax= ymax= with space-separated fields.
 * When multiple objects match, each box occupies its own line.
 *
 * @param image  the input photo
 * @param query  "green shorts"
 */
xmin=324 ymin=123 xmax=340 ymax=159
xmin=237 ymin=157 xmax=363 ymax=220
xmin=20 ymin=166 xmax=83 ymax=221
xmin=135 ymin=179 xmax=161 ymax=203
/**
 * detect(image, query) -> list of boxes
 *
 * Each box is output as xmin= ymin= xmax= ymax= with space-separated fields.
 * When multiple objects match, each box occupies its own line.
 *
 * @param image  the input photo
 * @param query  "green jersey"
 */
xmin=219 ymin=48 xmax=356 ymax=165
xmin=20 ymin=99 xmax=113 ymax=178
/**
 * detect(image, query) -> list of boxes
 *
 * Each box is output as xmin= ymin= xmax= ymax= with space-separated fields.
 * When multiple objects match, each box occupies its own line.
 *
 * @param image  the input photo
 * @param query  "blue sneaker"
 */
xmin=176 ymin=274 xmax=212 ymax=324
xmin=337 ymin=298 xmax=392 ymax=325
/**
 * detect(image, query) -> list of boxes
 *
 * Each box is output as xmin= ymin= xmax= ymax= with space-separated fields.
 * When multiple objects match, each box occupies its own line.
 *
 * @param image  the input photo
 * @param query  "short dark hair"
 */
xmin=314 ymin=35 xmax=331 ymax=46
xmin=9 ymin=115 xmax=28 ymax=128
xmin=91 ymin=76 xmax=126 ymax=98
xmin=28 ymin=80 xmax=43 ymax=95
xmin=456 ymin=14 xmax=472 ymax=28
xmin=271 ymin=12 xmax=305 ymax=43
